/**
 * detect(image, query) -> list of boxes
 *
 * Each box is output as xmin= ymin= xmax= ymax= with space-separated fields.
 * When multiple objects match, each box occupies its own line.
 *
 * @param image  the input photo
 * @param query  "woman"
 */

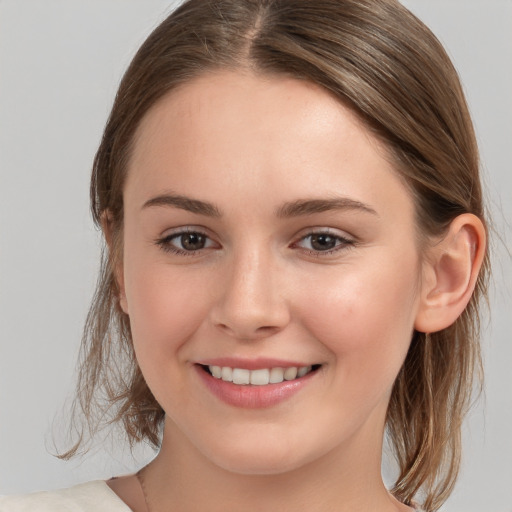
xmin=0 ymin=0 xmax=489 ymax=511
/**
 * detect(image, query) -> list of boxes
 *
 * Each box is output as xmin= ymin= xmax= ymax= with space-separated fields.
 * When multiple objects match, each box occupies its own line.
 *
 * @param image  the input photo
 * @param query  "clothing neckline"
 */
xmin=100 ymin=480 xmax=134 ymax=510
xmin=101 ymin=479 xmax=422 ymax=512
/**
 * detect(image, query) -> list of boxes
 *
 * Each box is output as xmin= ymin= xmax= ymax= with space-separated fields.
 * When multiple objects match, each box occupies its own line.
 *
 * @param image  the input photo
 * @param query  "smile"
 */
xmin=206 ymin=365 xmax=315 ymax=385
xmin=196 ymin=363 xmax=321 ymax=408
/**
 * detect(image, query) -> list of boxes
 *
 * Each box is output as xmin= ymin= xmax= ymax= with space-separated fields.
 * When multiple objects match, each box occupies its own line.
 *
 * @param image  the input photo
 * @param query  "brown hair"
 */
xmin=66 ymin=1 xmax=489 ymax=510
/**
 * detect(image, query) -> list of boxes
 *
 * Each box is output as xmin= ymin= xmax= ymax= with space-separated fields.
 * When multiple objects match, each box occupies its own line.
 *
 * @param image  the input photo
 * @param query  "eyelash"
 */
xmin=293 ymin=230 xmax=355 ymax=256
xmin=154 ymin=228 xmax=356 ymax=257
xmin=155 ymin=228 xmax=216 ymax=257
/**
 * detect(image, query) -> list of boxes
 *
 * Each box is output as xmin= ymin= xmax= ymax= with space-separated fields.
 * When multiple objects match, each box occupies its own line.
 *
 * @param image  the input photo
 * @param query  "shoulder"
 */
xmin=0 ymin=481 xmax=131 ymax=512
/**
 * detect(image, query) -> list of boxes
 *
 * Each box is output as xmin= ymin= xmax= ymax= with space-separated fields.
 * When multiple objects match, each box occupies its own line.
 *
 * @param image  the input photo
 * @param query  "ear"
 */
xmin=414 ymin=213 xmax=486 ymax=333
xmin=101 ymin=211 xmax=129 ymax=315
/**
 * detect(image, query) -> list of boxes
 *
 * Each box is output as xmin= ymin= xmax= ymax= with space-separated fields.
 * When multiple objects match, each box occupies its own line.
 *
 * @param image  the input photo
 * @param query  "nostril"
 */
xmin=214 ymin=322 xmax=281 ymax=341
xmin=209 ymin=281 xmax=291 ymax=338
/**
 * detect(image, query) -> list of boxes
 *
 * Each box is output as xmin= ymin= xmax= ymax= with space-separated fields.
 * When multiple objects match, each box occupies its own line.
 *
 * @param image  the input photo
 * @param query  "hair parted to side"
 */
xmin=64 ymin=1 xmax=489 ymax=510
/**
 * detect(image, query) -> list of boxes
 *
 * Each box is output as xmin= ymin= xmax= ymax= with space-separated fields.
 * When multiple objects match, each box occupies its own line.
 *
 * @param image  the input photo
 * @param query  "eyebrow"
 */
xmin=142 ymin=193 xmax=378 ymax=218
xmin=275 ymin=197 xmax=378 ymax=218
xmin=142 ymin=193 xmax=222 ymax=217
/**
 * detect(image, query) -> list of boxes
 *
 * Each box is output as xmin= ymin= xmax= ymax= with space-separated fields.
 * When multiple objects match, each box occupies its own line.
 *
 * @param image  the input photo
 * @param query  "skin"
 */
xmin=107 ymin=70 xmax=485 ymax=512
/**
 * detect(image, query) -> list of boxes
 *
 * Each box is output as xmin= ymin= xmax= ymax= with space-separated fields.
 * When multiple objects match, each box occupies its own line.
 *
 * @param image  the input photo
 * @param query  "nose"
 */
xmin=210 ymin=249 xmax=290 ymax=341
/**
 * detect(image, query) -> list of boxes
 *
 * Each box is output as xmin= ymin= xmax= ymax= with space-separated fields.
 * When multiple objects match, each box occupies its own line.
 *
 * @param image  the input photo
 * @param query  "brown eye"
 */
xmin=309 ymin=234 xmax=338 ymax=251
xmin=295 ymin=231 xmax=354 ymax=256
xmin=156 ymin=229 xmax=216 ymax=255
xmin=179 ymin=232 xmax=207 ymax=251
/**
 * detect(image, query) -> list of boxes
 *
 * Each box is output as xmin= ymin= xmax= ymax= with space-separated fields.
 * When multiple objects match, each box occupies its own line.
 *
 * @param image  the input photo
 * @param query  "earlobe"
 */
xmin=414 ymin=213 xmax=486 ymax=333
xmin=101 ymin=210 xmax=129 ymax=315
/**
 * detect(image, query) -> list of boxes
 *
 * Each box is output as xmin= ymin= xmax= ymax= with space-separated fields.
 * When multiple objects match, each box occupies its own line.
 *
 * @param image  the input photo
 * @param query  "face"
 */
xmin=119 ymin=70 xmax=425 ymax=475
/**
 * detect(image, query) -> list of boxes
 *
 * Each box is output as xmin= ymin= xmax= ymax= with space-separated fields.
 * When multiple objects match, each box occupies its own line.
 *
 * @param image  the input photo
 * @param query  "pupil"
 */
xmin=311 ymin=234 xmax=336 ymax=251
xmin=181 ymin=233 xmax=205 ymax=250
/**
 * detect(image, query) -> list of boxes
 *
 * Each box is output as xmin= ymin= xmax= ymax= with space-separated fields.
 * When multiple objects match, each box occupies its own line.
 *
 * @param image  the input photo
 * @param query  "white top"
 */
xmin=0 ymin=480 xmax=423 ymax=511
xmin=0 ymin=481 xmax=131 ymax=512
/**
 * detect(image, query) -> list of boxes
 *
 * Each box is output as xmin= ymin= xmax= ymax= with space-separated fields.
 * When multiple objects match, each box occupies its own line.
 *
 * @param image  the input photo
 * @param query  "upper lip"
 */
xmin=195 ymin=357 xmax=319 ymax=370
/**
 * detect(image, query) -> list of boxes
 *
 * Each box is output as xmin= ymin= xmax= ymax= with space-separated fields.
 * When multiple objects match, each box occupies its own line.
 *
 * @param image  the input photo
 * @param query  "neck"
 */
xmin=142 ymin=415 xmax=410 ymax=512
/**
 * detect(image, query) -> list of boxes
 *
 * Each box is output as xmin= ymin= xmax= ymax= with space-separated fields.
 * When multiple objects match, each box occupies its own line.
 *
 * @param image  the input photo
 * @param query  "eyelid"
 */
xmin=154 ymin=225 xmax=356 ymax=258
xmin=159 ymin=225 xmax=211 ymax=239
xmin=293 ymin=226 xmax=356 ymax=242
xmin=155 ymin=226 xmax=220 ymax=256
xmin=291 ymin=227 xmax=357 ymax=256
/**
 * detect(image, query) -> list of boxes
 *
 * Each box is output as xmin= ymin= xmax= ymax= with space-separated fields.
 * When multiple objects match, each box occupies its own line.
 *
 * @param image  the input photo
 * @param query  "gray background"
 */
xmin=0 ymin=1 xmax=511 ymax=510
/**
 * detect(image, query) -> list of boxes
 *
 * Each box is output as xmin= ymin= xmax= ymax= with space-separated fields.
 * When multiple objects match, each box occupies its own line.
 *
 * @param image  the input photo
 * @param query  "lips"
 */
xmin=195 ymin=360 xmax=321 ymax=408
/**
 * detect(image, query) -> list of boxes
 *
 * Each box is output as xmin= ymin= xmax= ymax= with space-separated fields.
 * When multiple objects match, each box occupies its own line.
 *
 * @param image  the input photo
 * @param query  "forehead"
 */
xmin=125 ymin=69 xmax=413 ymax=223
xmin=129 ymin=69 xmax=382 ymax=169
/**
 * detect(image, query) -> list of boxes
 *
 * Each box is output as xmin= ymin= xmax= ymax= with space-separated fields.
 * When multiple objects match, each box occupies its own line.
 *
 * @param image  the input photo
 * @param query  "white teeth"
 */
xmin=284 ymin=367 xmax=298 ymax=380
xmin=269 ymin=367 xmax=285 ymax=383
xmin=208 ymin=365 xmax=314 ymax=385
xmin=232 ymin=368 xmax=250 ymax=385
xmin=221 ymin=366 xmax=233 ymax=382
xmin=210 ymin=365 xmax=222 ymax=378
xmin=250 ymin=369 xmax=270 ymax=385
xmin=297 ymin=366 xmax=311 ymax=377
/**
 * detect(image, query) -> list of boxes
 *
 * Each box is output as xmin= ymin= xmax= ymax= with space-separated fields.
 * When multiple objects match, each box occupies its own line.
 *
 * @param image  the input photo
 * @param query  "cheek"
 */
xmin=132 ymin=278 xmax=211 ymax=347
xmin=121 ymin=240 xmax=212 ymax=362
xmin=297 ymin=253 xmax=420 ymax=384
xmin=123 ymin=261 xmax=216 ymax=409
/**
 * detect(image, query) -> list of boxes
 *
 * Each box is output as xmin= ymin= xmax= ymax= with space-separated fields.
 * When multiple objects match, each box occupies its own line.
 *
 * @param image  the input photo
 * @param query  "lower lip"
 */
xmin=195 ymin=366 xmax=317 ymax=409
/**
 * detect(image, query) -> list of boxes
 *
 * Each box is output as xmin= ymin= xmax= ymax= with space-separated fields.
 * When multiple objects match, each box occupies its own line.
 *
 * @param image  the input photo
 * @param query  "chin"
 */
xmin=197 ymin=433 xmax=328 ymax=477
xmin=211 ymin=451 xmax=306 ymax=476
